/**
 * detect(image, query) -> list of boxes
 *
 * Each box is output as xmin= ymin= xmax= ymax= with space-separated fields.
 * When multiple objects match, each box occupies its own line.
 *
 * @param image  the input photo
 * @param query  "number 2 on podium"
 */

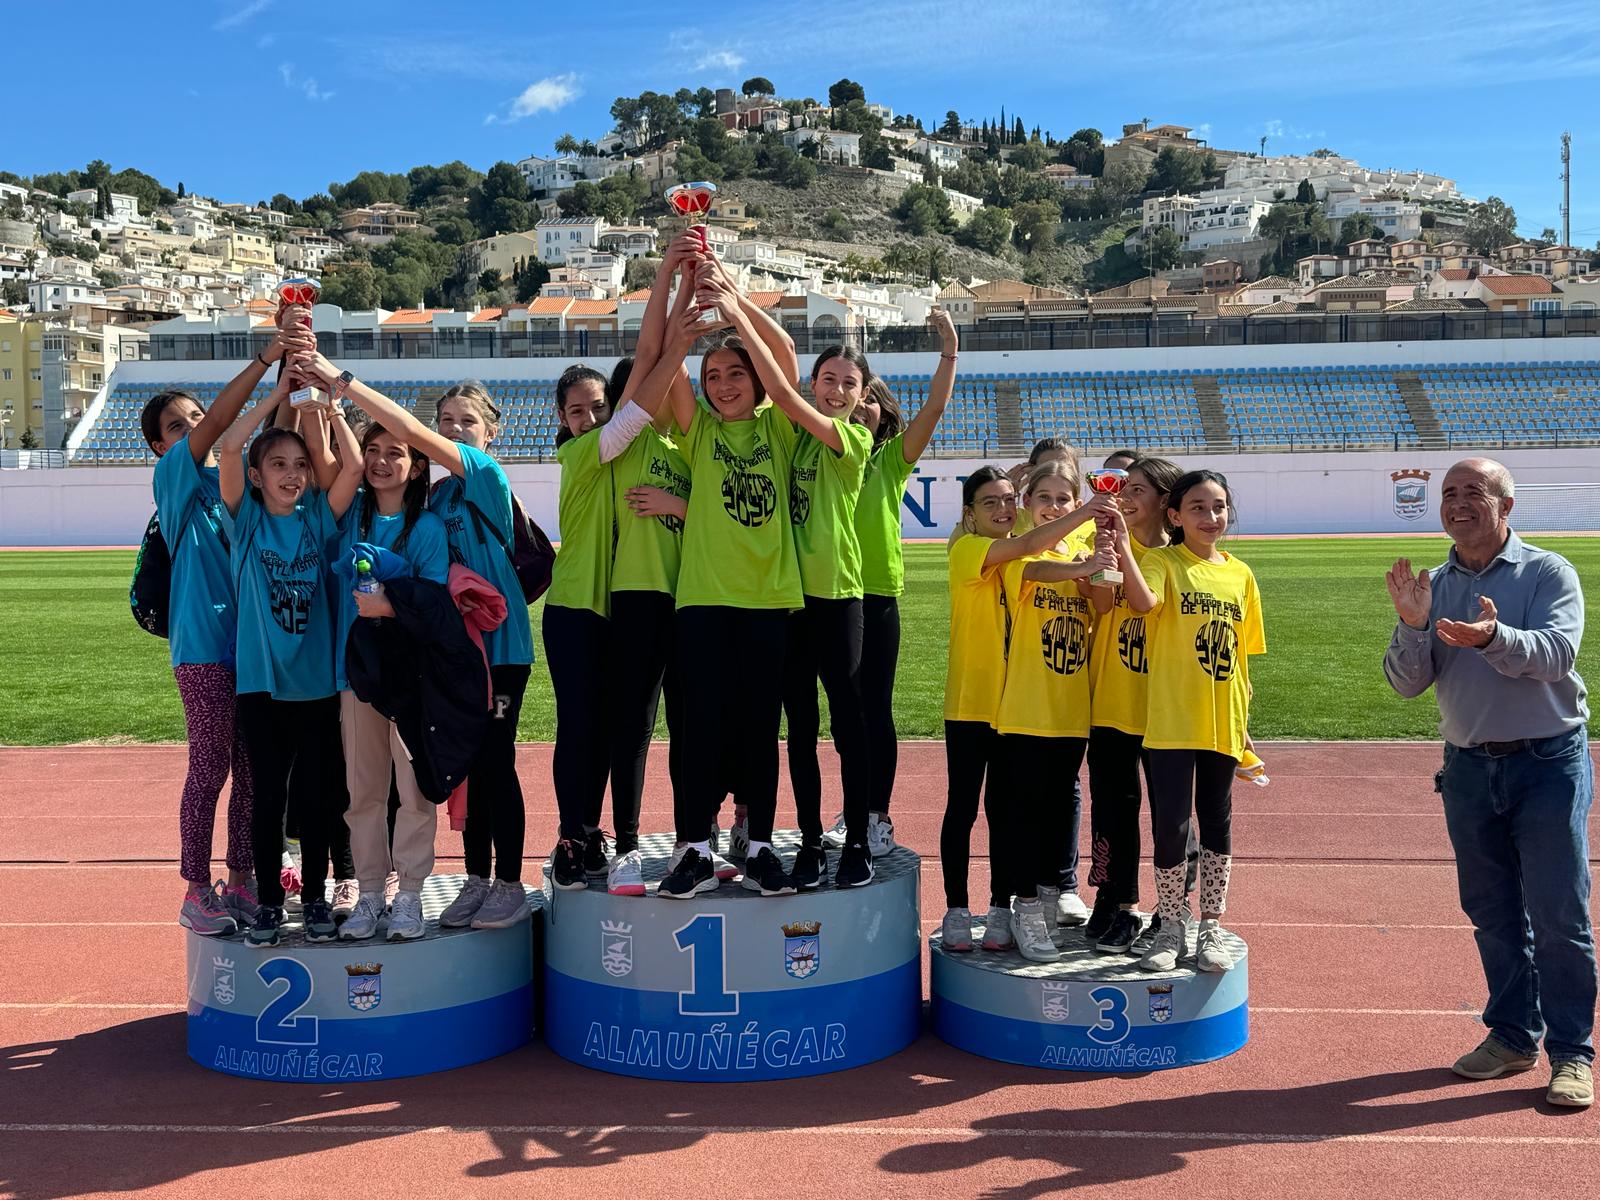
xmin=673 ymin=913 xmax=740 ymax=1016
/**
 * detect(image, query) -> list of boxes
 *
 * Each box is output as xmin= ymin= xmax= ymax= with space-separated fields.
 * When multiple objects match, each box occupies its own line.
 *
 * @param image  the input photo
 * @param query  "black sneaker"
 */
xmin=741 ymin=847 xmax=796 ymax=896
xmin=552 ymin=839 xmax=587 ymax=891
xmin=303 ymin=898 xmax=337 ymax=942
xmin=583 ymin=829 xmax=611 ymax=878
xmin=793 ymin=845 xmax=829 ymax=891
xmin=835 ymin=842 xmax=875 ymax=889
xmin=659 ymin=847 xmax=717 ymax=899
xmin=247 ymin=905 xmax=284 ymax=948
xmin=1097 ymin=908 xmax=1143 ymax=953
xmin=1085 ymin=891 xmax=1119 ymax=941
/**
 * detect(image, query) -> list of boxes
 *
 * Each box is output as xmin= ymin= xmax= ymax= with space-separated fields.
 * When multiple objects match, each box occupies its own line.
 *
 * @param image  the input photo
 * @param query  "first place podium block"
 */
xmin=186 ymin=875 xmax=541 ymax=1082
xmin=543 ymin=832 xmax=922 ymax=1081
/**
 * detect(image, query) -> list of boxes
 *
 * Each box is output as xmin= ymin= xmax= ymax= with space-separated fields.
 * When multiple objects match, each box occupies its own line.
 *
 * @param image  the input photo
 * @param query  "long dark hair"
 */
xmin=553 ymin=363 xmax=608 ymax=448
xmin=811 ymin=344 xmax=874 ymax=387
xmin=863 ymin=377 xmax=903 ymax=450
xmin=1126 ymin=455 xmax=1183 ymax=539
xmin=245 ymin=426 xmax=310 ymax=506
xmin=140 ymin=389 xmax=201 ymax=455
xmin=1165 ymin=469 xmax=1236 ymax=545
xmin=699 ymin=331 xmax=766 ymax=413
xmin=607 ymin=356 xmax=634 ymax=406
xmin=962 ymin=464 xmax=1011 ymax=507
xmin=356 ymin=422 xmax=430 ymax=551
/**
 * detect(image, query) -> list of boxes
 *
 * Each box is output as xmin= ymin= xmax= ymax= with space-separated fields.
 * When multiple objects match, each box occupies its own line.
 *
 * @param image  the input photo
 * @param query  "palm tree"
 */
xmin=578 ymin=140 xmax=598 ymax=158
xmin=554 ymin=133 xmax=580 ymax=156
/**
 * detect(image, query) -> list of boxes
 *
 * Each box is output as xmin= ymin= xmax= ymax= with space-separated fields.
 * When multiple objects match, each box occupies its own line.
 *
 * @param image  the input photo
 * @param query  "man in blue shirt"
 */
xmin=1384 ymin=457 xmax=1593 ymax=1108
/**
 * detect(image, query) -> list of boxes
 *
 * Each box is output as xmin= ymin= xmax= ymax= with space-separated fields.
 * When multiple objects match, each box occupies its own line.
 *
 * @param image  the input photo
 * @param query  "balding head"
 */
xmin=1440 ymin=458 xmax=1514 ymax=563
xmin=1449 ymin=457 xmax=1515 ymax=500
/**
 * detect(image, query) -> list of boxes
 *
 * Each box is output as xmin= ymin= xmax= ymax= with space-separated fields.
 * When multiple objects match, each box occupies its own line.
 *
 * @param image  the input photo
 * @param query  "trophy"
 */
xmin=276 ymin=278 xmax=320 ymax=407
xmin=665 ymin=181 xmax=722 ymax=325
xmin=1086 ymin=468 xmax=1127 ymax=586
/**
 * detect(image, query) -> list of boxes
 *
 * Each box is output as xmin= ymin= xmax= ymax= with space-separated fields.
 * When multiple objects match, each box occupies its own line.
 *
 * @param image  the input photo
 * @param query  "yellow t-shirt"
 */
xmin=944 ymin=533 xmax=1010 ymax=724
xmin=1139 ymin=544 xmax=1266 ymax=760
xmin=994 ymin=550 xmax=1096 ymax=738
xmin=1088 ymin=535 xmax=1156 ymax=736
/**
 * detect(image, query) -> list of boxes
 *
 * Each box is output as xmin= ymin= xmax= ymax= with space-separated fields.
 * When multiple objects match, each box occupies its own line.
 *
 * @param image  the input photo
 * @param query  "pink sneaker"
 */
xmin=221 ymin=880 xmax=260 ymax=926
xmin=180 ymin=884 xmax=238 ymax=937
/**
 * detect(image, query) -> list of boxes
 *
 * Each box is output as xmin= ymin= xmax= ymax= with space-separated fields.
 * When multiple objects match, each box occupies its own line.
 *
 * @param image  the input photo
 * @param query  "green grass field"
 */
xmin=4 ymin=538 xmax=1597 ymax=745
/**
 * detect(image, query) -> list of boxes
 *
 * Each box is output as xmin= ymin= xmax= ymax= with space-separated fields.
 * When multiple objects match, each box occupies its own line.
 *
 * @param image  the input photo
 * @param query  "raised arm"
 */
xmin=980 ymin=494 xmax=1115 ymax=573
xmin=218 ymin=374 xmax=291 ymax=516
xmin=187 ymin=306 xmax=314 ymax=463
xmin=699 ymin=253 xmax=799 ymax=384
xmin=1382 ymin=557 xmax=1437 ymax=697
xmin=292 ymin=350 xmax=465 ymax=477
xmin=302 ymin=402 xmax=340 ymax=493
xmin=324 ymin=406 xmax=365 ymax=520
xmin=600 ymin=283 xmax=701 ymax=463
xmin=634 ymin=234 xmax=700 ymax=368
xmin=902 ymin=308 xmax=958 ymax=463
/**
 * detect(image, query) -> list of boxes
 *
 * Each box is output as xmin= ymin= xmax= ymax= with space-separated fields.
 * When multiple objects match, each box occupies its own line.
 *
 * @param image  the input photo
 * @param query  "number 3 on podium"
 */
xmin=673 ymin=913 xmax=740 ymax=1017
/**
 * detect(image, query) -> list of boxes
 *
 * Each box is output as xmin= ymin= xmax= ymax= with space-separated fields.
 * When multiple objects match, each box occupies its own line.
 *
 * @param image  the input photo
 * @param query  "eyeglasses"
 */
xmin=278 ymin=281 xmax=319 ymax=306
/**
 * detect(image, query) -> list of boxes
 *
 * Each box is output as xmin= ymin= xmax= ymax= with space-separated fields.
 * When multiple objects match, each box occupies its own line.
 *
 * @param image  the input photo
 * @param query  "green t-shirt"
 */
xmin=856 ymin=432 xmax=918 ymax=597
xmin=612 ymin=427 xmax=690 ymax=595
xmin=790 ymin=418 xmax=871 ymax=599
xmin=545 ymin=429 xmax=613 ymax=617
xmin=676 ymin=402 xmax=802 ymax=610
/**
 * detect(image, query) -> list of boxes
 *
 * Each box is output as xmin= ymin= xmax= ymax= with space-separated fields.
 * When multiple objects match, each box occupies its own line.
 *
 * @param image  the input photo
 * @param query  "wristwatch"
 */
xmin=331 ymin=370 xmax=354 ymax=401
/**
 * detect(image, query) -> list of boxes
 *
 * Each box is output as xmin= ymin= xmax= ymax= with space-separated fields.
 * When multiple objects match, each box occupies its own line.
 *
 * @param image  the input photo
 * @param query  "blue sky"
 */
xmin=10 ymin=0 xmax=1600 ymax=242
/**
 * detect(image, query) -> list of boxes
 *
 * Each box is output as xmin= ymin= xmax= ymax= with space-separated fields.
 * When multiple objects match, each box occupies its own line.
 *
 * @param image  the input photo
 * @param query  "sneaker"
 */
xmin=383 ymin=872 xmax=399 ymax=912
xmin=220 ymin=879 xmax=260 ymax=928
xmin=179 ymin=884 xmax=238 ymax=937
xmin=1452 ymin=1035 xmax=1540 ymax=1080
xmin=583 ymin=829 xmax=611 ymax=878
xmin=471 ymin=879 xmax=532 ymax=929
xmin=387 ymin=890 xmax=425 ymax=940
xmin=981 ymin=906 xmax=1014 ymax=951
xmin=279 ymin=849 xmax=302 ymax=896
xmin=551 ymin=839 xmax=587 ymax=891
xmin=1139 ymin=920 xmax=1185 ymax=972
xmin=1548 ymin=1061 xmax=1594 ymax=1108
xmin=793 ymin=845 xmax=829 ymax=891
xmin=1097 ymin=909 xmax=1143 ymax=953
xmin=303 ymin=898 xmax=338 ymax=942
xmin=741 ymin=847 xmax=796 ymax=897
xmin=1194 ymin=920 xmax=1236 ymax=972
xmin=331 ymin=878 xmax=359 ymax=921
xmin=941 ymin=907 xmax=975 ymax=952
xmin=867 ymin=813 xmax=897 ymax=858
xmin=708 ymin=822 xmax=722 ymax=856
xmin=835 ymin=842 xmax=875 ymax=889
xmin=247 ymin=905 xmax=284 ymax=948
xmin=607 ymin=850 xmax=646 ymax=896
xmin=1038 ymin=885 xmax=1061 ymax=940
xmin=728 ymin=818 xmax=750 ymax=861
xmin=340 ymin=893 xmax=383 ymax=940
xmin=820 ymin=813 xmax=849 ymax=850
xmin=1013 ymin=899 xmax=1061 ymax=963
xmin=660 ymin=847 xmax=718 ymax=899
xmin=1056 ymin=890 xmax=1089 ymax=926
xmin=669 ymin=842 xmax=741 ymax=880
xmin=439 ymin=875 xmax=490 ymax=928
xmin=1138 ymin=910 xmax=1190 ymax=950
xmin=1084 ymin=891 xmax=1119 ymax=941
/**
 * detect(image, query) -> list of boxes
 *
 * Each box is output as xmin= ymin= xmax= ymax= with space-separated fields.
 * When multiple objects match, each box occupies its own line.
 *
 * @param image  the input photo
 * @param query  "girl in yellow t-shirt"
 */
xmin=941 ymin=466 xmax=1113 ymax=953
xmin=1120 ymin=470 xmax=1265 ymax=975
xmin=1083 ymin=456 xmax=1190 ymax=955
xmin=994 ymin=460 xmax=1117 ymax=962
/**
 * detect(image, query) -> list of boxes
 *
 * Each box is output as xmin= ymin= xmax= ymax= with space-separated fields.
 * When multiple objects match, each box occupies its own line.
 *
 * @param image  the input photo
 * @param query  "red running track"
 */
xmin=2 ymin=741 xmax=1596 ymax=1199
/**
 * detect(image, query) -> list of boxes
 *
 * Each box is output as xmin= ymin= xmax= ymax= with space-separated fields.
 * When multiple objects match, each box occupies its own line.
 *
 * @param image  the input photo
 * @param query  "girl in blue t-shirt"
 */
xmin=140 ymin=308 xmax=315 ymax=937
xmin=218 ymin=376 xmax=364 ymax=947
xmin=291 ymin=352 xmax=533 ymax=933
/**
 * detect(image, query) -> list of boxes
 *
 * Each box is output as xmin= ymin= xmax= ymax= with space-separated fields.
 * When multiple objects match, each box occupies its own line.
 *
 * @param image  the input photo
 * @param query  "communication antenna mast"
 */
xmin=1560 ymin=131 xmax=1572 ymax=247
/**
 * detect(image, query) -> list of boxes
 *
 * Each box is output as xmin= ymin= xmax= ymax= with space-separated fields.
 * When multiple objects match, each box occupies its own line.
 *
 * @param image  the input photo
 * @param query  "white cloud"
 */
xmin=486 ymin=73 xmax=581 ymax=124
xmin=278 ymin=62 xmax=335 ymax=103
xmin=695 ymin=48 xmax=746 ymax=72
xmin=214 ymin=0 xmax=272 ymax=31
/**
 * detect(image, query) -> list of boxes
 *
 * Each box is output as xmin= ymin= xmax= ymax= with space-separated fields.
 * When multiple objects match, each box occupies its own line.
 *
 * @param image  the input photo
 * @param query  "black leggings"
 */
xmin=463 ymin=663 xmax=530 ymax=882
xmin=240 ymin=692 xmax=343 ymax=907
xmin=602 ymin=590 xmax=683 ymax=854
xmin=290 ymin=742 xmax=352 ymax=881
xmin=1145 ymin=748 xmax=1235 ymax=870
xmin=860 ymin=593 xmax=900 ymax=815
xmin=784 ymin=596 xmax=871 ymax=847
xmin=677 ymin=606 xmax=787 ymax=844
xmin=543 ymin=604 xmax=611 ymax=844
xmin=1088 ymin=726 xmax=1202 ymax=904
xmin=1001 ymin=733 xmax=1087 ymax=900
xmin=940 ymin=719 xmax=1010 ymax=910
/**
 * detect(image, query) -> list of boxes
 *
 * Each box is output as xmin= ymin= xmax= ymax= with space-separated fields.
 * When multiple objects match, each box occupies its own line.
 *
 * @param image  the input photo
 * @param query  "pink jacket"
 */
xmin=444 ymin=564 xmax=508 ymax=831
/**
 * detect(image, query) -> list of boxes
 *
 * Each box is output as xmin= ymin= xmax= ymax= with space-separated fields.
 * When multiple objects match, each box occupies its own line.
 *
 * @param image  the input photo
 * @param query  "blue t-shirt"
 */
xmin=224 ymin=489 xmax=340 ymax=701
xmin=429 ymin=444 xmax=534 ymax=667
xmin=331 ymin=506 xmax=450 ymax=691
xmin=151 ymin=437 xmax=236 ymax=669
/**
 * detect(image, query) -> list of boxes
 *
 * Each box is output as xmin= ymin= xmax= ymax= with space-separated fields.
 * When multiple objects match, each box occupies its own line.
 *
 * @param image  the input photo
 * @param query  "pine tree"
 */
xmin=1014 ymin=116 xmax=1025 ymax=144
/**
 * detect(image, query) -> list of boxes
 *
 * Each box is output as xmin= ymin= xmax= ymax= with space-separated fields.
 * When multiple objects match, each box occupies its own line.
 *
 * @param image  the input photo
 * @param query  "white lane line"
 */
xmin=0 ymin=922 xmax=172 ymax=927
xmin=0 ymin=1122 xmax=1591 ymax=1148
xmin=0 ymin=1003 xmax=180 ymax=1011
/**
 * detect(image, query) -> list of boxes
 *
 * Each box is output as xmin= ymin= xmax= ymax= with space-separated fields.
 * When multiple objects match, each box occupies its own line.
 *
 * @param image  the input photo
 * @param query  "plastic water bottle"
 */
xmin=355 ymin=558 xmax=382 ymax=596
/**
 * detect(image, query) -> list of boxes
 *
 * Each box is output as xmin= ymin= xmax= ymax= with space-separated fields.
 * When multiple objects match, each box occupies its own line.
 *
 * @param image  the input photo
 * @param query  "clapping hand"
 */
xmin=1436 ymin=595 xmax=1498 ymax=649
xmin=1385 ymin=558 xmax=1432 ymax=630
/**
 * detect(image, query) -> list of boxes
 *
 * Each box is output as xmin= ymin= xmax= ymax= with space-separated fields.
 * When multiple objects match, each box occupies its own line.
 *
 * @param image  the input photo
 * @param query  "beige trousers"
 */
xmin=340 ymin=690 xmax=435 ymax=894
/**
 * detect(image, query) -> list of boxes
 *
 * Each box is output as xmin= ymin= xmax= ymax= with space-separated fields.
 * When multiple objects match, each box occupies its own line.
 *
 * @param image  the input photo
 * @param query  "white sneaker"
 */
xmin=981 ymin=906 xmax=1014 ymax=951
xmin=607 ymin=850 xmax=645 ymax=897
xmin=867 ymin=814 xmax=896 ymax=858
xmin=1194 ymin=919 xmax=1236 ymax=972
xmin=729 ymin=819 xmax=750 ymax=861
xmin=383 ymin=871 xmax=399 ymax=913
xmin=940 ymin=906 xmax=975 ymax=952
xmin=1013 ymin=899 xmax=1061 ymax=963
xmin=1056 ymin=889 xmax=1089 ymax=926
xmin=820 ymin=812 xmax=849 ymax=850
xmin=386 ymin=890 xmax=425 ymax=940
xmin=1140 ymin=920 xmax=1186 ymax=972
xmin=1038 ymin=885 xmax=1061 ymax=940
xmin=339 ymin=893 xmax=383 ymax=940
